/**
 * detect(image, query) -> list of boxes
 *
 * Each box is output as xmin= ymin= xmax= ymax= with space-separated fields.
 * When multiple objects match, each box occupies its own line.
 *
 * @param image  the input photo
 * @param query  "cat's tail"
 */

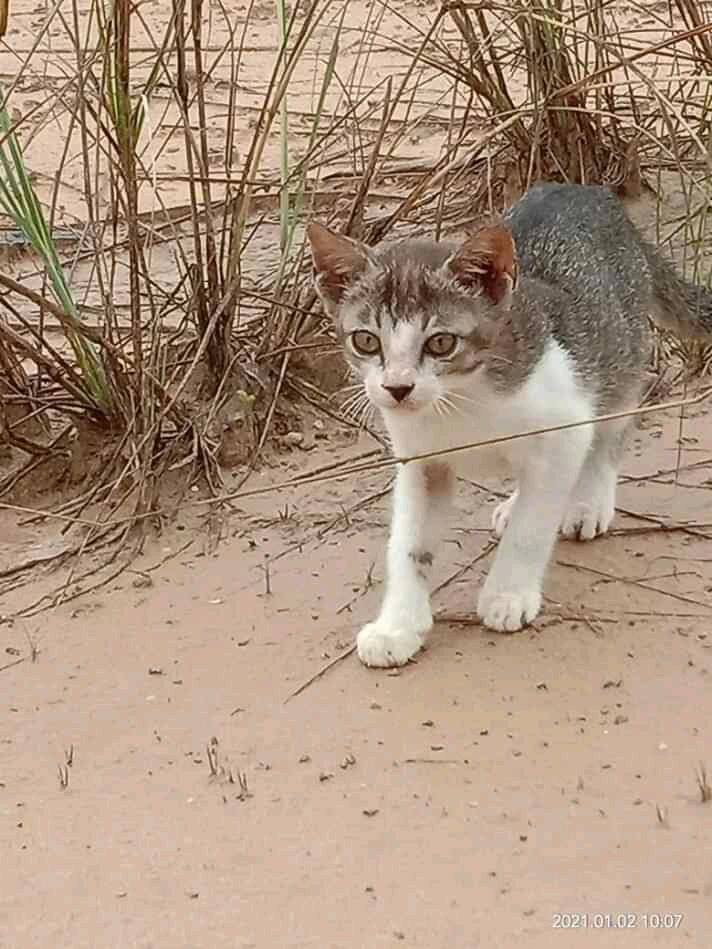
xmin=644 ymin=242 xmax=712 ymax=338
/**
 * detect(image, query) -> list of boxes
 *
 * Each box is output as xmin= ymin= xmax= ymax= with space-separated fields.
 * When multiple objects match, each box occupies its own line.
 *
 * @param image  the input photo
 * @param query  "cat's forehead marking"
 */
xmin=377 ymin=262 xmax=440 ymax=324
xmin=342 ymin=263 xmax=442 ymax=333
xmin=340 ymin=239 xmax=490 ymax=338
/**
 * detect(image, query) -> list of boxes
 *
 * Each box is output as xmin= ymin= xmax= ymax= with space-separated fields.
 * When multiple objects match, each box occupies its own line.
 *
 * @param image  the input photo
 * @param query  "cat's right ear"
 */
xmin=306 ymin=223 xmax=373 ymax=315
xmin=445 ymin=225 xmax=517 ymax=307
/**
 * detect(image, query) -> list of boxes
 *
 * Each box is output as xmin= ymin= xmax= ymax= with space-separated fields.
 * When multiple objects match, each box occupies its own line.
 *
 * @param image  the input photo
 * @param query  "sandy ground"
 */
xmin=3 ymin=397 xmax=712 ymax=948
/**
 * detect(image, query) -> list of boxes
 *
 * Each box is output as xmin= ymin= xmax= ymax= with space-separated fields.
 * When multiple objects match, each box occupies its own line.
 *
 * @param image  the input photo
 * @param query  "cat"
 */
xmin=307 ymin=182 xmax=712 ymax=668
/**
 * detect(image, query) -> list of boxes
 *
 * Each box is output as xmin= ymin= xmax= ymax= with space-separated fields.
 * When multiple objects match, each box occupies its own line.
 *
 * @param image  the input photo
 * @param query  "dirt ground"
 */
xmin=3 ymin=396 xmax=712 ymax=948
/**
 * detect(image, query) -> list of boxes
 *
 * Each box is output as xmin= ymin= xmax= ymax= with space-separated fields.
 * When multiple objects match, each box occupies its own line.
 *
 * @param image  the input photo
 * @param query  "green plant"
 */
xmin=0 ymin=87 xmax=110 ymax=414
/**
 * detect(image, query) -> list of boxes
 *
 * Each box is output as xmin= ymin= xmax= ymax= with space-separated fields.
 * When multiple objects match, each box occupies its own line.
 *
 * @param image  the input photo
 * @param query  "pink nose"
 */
xmin=382 ymin=384 xmax=414 ymax=403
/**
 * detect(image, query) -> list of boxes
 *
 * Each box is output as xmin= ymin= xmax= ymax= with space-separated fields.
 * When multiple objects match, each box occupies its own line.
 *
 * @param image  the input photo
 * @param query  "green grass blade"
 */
xmin=0 ymin=84 xmax=111 ymax=412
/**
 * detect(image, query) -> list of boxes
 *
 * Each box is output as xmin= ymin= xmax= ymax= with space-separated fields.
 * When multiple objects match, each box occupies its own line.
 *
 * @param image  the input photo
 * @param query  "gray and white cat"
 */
xmin=307 ymin=183 xmax=712 ymax=668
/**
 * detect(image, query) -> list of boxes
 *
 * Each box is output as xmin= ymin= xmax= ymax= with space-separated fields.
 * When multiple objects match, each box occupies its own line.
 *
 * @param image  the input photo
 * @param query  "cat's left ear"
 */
xmin=306 ymin=222 xmax=374 ymax=316
xmin=445 ymin=225 xmax=517 ymax=306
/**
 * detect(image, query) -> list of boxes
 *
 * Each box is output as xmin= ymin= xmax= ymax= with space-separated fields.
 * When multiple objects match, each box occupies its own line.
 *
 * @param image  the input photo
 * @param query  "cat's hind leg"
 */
xmin=560 ymin=417 xmax=630 ymax=541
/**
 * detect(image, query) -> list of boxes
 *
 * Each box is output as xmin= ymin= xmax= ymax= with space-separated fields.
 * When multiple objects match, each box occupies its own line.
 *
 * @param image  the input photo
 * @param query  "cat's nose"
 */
xmin=382 ymin=384 xmax=414 ymax=403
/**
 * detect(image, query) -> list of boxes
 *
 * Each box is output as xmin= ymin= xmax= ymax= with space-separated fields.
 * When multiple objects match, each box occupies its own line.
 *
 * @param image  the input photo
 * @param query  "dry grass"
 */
xmin=0 ymin=0 xmax=711 ymax=592
xmin=696 ymin=763 xmax=712 ymax=802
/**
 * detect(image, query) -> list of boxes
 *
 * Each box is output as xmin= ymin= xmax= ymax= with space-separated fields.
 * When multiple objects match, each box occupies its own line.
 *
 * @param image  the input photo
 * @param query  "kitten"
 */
xmin=307 ymin=183 xmax=712 ymax=668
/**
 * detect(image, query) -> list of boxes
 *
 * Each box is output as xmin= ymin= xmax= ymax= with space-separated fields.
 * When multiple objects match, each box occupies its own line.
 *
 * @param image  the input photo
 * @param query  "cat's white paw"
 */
xmin=477 ymin=588 xmax=542 ymax=633
xmin=357 ymin=620 xmax=425 ymax=668
xmin=491 ymin=491 xmax=518 ymax=538
xmin=560 ymin=498 xmax=614 ymax=541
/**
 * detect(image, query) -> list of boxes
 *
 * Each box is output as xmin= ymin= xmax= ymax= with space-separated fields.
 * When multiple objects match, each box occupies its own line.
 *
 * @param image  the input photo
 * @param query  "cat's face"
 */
xmin=307 ymin=223 xmax=517 ymax=417
xmin=337 ymin=268 xmax=493 ymax=415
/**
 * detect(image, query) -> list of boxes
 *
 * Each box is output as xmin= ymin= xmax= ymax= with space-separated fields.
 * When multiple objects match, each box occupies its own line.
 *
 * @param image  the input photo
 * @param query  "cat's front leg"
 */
xmin=477 ymin=431 xmax=591 ymax=632
xmin=358 ymin=461 xmax=453 ymax=667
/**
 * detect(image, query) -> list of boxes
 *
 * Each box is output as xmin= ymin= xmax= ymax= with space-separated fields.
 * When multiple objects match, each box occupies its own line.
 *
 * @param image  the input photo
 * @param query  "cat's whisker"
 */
xmin=356 ymin=402 xmax=372 ymax=424
xmin=437 ymin=395 xmax=465 ymax=418
xmin=447 ymin=390 xmax=479 ymax=408
xmin=349 ymin=406 xmax=371 ymax=426
xmin=340 ymin=390 xmax=369 ymax=417
xmin=334 ymin=383 xmax=364 ymax=404
xmin=343 ymin=391 xmax=374 ymax=427
xmin=434 ymin=393 xmax=461 ymax=418
xmin=438 ymin=396 xmax=458 ymax=415
xmin=341 ymin=398 xmax=364 ymax=417
xmin=357 ymin=402 xmax=376 ymax=431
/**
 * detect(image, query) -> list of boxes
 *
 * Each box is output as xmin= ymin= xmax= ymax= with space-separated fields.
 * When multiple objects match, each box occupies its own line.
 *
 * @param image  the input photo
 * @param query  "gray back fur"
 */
xmin=505 ymin=183 xmax=712 ymax=403
xmin=504 ymin=183 xmax=655 ymax=410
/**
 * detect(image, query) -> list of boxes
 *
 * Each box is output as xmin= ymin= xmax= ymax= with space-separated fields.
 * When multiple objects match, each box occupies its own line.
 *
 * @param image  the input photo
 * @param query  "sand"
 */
xmin=2 ymin=396 xmax=712 ymax=947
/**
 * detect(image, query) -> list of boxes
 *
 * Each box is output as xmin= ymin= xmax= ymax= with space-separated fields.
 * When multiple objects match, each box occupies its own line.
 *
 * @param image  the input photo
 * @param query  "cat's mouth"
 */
xmin=387 ymin=403 xmax=420 ymax=414
xmin=379 ymin=395 xmax=421 ymax=413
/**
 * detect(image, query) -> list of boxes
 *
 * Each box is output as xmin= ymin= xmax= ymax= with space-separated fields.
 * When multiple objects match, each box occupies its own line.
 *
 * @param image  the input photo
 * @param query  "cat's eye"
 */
xmin=424 ymin=333 xmax=458 ymax=357
xmin=350 ymin=330 xmax=380 ymax=356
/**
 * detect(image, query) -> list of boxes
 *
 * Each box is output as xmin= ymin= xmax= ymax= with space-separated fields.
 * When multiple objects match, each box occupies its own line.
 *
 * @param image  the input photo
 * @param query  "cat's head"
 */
xmin=306 ymin=222 xmax=517 ymax=415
